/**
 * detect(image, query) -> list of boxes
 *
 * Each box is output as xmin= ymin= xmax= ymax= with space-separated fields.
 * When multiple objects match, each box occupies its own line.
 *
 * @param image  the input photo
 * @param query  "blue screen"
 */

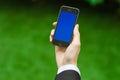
xmin=54 ymin=11 xmax=77 ymax=42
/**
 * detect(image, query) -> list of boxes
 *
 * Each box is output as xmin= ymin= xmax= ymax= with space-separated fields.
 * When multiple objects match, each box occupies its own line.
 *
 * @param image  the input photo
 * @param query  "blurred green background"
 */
xmin=0 ymin=0 xmax=120 ymax=80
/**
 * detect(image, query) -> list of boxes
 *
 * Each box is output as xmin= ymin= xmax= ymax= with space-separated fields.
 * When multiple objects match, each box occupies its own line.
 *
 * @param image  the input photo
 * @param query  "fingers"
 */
xmin=71 ymin=24 xmax=81 ymax=46
xmin=52 ymin=22 xmax=57 ymax=27
xmin=50 ymin=29 xmax=55 ymax=42
xmin=50 ymin=22 xmax=57 ymax=42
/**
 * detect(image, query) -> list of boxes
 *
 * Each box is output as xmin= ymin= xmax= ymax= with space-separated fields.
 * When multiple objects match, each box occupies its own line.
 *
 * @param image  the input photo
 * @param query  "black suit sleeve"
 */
xmin=55 ymin=70 xmax=81 ymax=80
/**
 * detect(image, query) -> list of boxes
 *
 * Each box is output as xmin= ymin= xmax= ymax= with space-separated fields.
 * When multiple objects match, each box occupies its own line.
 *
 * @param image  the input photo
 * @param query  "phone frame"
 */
xmin=52 ymin=5 xmax=80 ymax=47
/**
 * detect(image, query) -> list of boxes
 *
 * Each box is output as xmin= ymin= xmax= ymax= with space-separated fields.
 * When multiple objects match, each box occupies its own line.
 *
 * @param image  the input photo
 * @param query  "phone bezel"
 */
xmin=52 ymin=5 xmax=80 ymax=47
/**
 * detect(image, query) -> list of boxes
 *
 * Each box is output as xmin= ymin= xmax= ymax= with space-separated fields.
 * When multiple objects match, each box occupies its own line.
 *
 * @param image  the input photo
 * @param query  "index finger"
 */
xmin=52 ymin=22 xmax=57 ymax=27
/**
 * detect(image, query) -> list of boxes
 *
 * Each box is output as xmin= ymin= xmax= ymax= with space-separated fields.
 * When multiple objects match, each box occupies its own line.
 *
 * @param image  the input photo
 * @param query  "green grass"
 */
xmin=0 ymin=6 xmax=120 ymax=80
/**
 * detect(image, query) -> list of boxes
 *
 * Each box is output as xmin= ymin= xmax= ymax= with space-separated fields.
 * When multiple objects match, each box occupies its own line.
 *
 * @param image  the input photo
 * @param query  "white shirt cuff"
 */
xmin=57 ymin=64 xmax=81 ymax=75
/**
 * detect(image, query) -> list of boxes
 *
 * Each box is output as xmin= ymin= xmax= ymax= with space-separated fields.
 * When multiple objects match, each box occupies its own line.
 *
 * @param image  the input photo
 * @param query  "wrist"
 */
xmin=63 ymin=63 xmax=77 ymax=66
xmin=63 ymin=59 xmax=77 ymax=66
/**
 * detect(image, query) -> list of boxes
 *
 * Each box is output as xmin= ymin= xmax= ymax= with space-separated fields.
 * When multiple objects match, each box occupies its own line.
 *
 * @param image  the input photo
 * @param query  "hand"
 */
xmin=50 ymin=22 xmax=81 ymax=68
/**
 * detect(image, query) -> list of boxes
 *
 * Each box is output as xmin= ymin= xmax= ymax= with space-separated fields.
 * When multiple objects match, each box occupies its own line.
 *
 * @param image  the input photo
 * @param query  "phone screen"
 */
xmin=54 ymin=11 xmax=77 ymax=43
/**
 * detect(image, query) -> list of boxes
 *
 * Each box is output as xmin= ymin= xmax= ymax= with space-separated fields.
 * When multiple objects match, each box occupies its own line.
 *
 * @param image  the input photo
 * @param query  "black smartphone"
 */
xmin=52 ymin=5 xmax=79 ymax=47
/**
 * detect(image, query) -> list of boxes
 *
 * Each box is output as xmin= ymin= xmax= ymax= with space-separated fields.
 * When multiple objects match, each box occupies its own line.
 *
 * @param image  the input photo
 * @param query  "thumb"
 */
xmin=71 ymin=24 xmax=80 ymax=46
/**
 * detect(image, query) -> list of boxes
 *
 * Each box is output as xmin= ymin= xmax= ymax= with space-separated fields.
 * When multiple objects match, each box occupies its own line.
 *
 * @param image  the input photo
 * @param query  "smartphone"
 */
xmin=52 ymin=5 xmax=79 ymax=47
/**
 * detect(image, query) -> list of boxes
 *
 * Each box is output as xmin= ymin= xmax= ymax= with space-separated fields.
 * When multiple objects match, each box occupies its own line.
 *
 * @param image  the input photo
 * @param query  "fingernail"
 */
xmin=76 ymin=24 xmax=79 ymax=29
xmin=52 ymin=22 xmax=55 ymax=25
